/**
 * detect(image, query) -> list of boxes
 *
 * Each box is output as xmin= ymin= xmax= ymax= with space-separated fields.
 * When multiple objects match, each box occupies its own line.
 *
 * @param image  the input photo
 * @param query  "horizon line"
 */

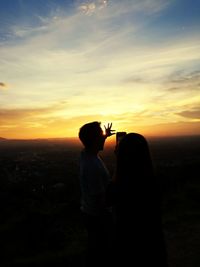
xmin=1 ymin=134 xmax=200 ymax=141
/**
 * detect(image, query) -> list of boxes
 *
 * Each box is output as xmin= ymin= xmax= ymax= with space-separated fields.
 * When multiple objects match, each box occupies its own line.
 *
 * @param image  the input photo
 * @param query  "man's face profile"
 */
xmin=94 ymin=127 xmax=105 ymax=151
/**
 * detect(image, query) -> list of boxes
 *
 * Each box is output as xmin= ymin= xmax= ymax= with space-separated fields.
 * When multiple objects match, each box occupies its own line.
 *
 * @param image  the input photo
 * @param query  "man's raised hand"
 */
xmin=104 ymin=123 xmax=116 ymax=138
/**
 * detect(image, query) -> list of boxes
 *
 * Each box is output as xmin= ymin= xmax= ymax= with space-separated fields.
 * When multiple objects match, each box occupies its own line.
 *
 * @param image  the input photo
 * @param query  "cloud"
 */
xmin=122 ymin=76 xmax=145 ymax=84
xmin=78 ymin=2 xmax=97 ymax=15
xmin=0 ymin=101 xmax=68 ymax=122
xmin=166 ymin=70 xmax=200 ymax=93
xmin=77 ymin=0 xmax=170 ymax=18
xmin=77 ymin=0 xmax=109 ymax=15
xmin=138 ymin=121 xmax=200 ymax=137
xmin=176 ymin=108 xmax=200 ymax=119
xmin=170 ymin=70 xmax=200 ymax=84
xmin=0 ymin=82 xmax=7 ymax=89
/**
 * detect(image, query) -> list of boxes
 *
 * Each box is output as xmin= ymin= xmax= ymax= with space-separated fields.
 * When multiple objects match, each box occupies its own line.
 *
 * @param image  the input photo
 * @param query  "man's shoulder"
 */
xmin=80 ymin=150 xmax=96 ymax=166
xmin=80 ymin=149 xmax=98 ymax=159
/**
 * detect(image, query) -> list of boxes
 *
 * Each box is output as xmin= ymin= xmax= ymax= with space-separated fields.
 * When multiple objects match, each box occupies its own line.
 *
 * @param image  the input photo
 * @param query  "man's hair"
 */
xmin=79 ymin=121 xmax=102 ymax=147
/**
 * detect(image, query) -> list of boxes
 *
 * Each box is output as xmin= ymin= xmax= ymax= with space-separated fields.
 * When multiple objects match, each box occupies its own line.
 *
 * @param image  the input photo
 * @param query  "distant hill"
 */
xmin=0 ymin=137 xmax=78 ymax=143
xmin=0 ymin=137 xmax=82 ymax=149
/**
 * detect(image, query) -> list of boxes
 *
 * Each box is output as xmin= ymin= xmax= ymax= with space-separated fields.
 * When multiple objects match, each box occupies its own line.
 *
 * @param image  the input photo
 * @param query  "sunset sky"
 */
xmin=0 ymin=0 xmax=200 ymax=139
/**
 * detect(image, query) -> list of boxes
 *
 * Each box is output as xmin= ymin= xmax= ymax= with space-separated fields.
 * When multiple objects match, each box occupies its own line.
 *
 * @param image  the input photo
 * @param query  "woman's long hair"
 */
xmin=116 ymin=133 xmax=154 ymax=186
xmin=114 ymin=133 xmax=168 ymax=267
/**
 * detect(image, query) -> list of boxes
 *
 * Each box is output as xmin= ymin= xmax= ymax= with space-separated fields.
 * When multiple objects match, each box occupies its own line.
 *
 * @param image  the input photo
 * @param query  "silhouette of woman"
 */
xmin=112 ymin=133 xmax=168 ymax=266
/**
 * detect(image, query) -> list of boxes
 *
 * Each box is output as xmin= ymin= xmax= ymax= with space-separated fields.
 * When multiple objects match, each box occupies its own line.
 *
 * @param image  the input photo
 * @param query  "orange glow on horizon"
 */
xmin=1 ymin=119 xmax=200 ymax=140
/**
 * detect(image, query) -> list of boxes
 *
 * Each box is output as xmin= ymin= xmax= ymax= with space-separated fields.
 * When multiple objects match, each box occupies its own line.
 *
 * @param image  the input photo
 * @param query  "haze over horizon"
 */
xmin=0 ymin=0 xmax=200 ymax=139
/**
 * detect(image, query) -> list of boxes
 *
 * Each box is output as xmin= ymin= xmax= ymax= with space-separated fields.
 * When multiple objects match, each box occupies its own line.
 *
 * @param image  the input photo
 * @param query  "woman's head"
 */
xmin=117 ymin=133 xmax=149 ymax=159
xmin=116 ymin=133 xmax=154 ymax=183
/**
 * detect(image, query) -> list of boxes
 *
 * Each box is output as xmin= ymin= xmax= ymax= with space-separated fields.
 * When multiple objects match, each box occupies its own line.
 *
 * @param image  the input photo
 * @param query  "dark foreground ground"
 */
xmin=0 ymin=136 xmax=199 ymax=267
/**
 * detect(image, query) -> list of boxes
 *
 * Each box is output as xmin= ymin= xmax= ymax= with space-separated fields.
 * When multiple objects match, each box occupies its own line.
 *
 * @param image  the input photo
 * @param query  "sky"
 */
xmin=0 ymin=0 xmax=200 ymax=139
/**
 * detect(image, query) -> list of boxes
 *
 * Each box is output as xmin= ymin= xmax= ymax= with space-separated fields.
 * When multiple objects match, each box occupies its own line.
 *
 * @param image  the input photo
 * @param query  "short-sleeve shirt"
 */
xmin=79 ymin=149 xmax=111 ymax=216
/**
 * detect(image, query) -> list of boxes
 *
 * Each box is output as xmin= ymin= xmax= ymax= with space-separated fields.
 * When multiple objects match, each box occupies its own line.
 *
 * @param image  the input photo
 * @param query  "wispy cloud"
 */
xmin=164 ymin=70 xmax=200 ymax=97
xmin=0 ymin=101 xmax=68 ymax=122
xmin=78 ymin=0 xmax=108 ymax=15
xmin=122 ymin=76 xmax=145 ymax=84
xmin=168 ymin=70 xmax=200 ymax=85
xmin=139 ymin=121 xmax=200 ymax=137
xmin=78 ymin=0 xmax=171 ymax=18
xmin=177 ymin=107 xmax=200 ymax=120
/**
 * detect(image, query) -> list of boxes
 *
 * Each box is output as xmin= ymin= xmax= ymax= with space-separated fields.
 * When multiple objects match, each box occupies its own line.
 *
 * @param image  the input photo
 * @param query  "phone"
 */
xmin=116 ymin=132 xmax=127 ymax=145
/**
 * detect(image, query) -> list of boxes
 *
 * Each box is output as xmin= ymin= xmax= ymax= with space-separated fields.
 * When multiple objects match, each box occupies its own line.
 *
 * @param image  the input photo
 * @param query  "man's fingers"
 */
xmin=104 ymin=123 xmax=115 ymax=137
xmin=105 ymin=122 xmax=112 ymax=129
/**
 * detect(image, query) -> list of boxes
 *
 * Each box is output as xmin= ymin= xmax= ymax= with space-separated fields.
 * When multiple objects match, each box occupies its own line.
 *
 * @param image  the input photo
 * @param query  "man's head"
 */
xmin=79 ymin=121 xmax=105 ymax=151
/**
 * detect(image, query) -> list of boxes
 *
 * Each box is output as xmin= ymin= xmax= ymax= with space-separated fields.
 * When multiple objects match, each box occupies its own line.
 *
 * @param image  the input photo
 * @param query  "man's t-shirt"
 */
xmin=79 ymin=149 xmax=111 ymax=216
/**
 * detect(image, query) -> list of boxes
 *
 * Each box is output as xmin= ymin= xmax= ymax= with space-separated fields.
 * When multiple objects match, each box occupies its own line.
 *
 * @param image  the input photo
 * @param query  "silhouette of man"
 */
xmin=78 ymin=121 xmax=115 ymax=267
